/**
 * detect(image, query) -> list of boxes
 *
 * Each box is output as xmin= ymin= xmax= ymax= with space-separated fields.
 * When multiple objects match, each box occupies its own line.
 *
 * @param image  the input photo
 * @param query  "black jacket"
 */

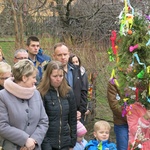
xmin=68 ymin=64 xmax=88 ymax=115
xmin=41 ymin=88 xmax=77 ymax=150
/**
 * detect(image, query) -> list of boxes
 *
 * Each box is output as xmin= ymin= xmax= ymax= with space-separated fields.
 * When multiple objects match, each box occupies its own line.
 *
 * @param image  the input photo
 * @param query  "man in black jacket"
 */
xmin=53 ymin=42 xmax=88 ymax=123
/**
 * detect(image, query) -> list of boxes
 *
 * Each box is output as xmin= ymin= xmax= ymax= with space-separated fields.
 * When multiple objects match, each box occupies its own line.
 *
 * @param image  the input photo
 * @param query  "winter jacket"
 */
xmin=80 ymin=66 xmax=89 ymax=120
xmin=127 ymin=102 xmax=150 ymax=150
xmin=73 ymin=138 xmax=87 ymax=150
xmin=0 ymin=89 xmax=49 ymax=150
xmin=68 ymin=63 xmax=88 ymax=115
xmin=41 ymin=88 xmax=77 ymax=150
xmin=107 ymin=81 xmax=127 ymax=125
xmin=80 ymin=66 xmax=89 ymax=94
xmin=85 ymin=139 xmax=117 ymax=150
xmin=29 ymin=51 xmax=51 ymax=85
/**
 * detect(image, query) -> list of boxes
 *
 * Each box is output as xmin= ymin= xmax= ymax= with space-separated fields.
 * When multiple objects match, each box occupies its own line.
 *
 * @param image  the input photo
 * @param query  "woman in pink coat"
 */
xmin=127 ymin=102 xmax=150 ymax=150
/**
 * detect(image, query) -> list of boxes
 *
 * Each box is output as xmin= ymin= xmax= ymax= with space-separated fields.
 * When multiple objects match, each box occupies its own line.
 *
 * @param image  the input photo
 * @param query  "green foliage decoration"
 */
xmin=113 ymin=15 xmax=150 ymax=109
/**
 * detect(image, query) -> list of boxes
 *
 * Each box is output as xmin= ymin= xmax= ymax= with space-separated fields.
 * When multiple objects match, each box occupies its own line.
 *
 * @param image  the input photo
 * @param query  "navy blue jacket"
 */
xmin=41 ymin=88 xmax=77 ymax=149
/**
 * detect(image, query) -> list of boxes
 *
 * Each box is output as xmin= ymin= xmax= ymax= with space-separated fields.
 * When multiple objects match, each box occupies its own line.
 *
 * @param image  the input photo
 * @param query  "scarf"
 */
xmin=4 ymin=77 xmax=36 ymax=99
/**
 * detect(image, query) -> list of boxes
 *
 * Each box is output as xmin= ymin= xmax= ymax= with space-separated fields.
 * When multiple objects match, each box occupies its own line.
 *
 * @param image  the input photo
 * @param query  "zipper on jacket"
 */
xmin=57 ymin=90 xmax=62 ymax=149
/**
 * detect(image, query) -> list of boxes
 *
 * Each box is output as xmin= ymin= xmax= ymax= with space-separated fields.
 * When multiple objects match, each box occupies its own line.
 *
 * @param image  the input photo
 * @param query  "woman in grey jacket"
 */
xmin=38 ymin=61 xmax=77 ymax=150
xmin=0 ymin=59 xmax=49 ymax=150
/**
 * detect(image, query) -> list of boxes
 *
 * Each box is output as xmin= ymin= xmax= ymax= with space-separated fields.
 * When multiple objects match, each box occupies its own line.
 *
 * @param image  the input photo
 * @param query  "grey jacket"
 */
xmin=0 ymin=89 xmax=49 ymax=150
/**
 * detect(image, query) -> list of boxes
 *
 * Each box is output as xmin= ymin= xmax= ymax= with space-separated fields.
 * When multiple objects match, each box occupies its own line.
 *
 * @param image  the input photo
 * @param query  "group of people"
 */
xmin=0 ymin=36 xmax=117 ymax=150
xmin=1 ymin=35 xmax=149 ymax=150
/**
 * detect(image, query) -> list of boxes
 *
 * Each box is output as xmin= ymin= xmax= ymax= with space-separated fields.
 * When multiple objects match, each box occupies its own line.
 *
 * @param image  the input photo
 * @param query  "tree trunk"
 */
xmin=9 ymin=0 xmax=20 ymax=49
xmin=19 ymin=10 xmax=24 ymax=48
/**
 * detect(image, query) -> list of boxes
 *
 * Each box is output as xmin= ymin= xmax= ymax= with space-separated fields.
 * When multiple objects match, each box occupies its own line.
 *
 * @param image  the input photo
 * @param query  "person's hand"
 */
xmin=25 ymin=138 xmax=36 ymax=150
xmin=144 ymin=110 xmax=150 ymax=120
xmin=85 ymin=109 xmax=90 ymax=115
xmin=69 ymin=148 xmax=73 ymax=150
xmin=77 ymin=111 xmax=81 ymax=120
xmin=20 ymin=147 xmax=28 ymax=150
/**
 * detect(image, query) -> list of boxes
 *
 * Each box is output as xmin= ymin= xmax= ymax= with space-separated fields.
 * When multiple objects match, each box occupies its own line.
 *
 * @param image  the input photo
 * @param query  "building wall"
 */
xmin=0 ymin=0 xmax=77 ymax=16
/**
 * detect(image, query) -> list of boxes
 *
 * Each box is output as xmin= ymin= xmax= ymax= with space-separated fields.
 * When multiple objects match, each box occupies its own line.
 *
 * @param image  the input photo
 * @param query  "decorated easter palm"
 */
xmin=108 ymin=1 xmax=150 ymax=114
xmin=116 ymin=15 xmax=150 ymax=110
xmin=108 ymin=1 xmax=150 ymax=149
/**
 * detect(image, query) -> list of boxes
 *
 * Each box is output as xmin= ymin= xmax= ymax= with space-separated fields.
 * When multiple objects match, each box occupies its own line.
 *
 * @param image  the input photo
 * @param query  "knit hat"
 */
xmin=77 ymin=121 xmax=87 ymax=137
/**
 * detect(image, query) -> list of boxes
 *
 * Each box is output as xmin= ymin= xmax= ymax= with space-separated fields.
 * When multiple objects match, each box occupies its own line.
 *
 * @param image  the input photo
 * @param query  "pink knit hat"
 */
xmin=77 ymin=121 xmax=87 ymax=137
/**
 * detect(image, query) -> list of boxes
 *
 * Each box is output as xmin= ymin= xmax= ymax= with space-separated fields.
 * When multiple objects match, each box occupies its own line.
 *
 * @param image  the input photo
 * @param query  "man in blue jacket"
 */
xmin=26 ymin=36 xmax=51 ymax=85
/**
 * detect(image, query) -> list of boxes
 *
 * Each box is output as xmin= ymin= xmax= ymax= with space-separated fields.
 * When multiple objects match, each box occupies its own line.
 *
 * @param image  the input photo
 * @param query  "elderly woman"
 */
xmin=0 ymin=59 xmax=49 ymax=150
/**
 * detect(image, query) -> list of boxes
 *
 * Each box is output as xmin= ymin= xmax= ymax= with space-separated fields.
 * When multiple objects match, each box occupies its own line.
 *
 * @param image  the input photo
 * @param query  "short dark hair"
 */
xmin=26 ymin=36 xmax=39 ymax=46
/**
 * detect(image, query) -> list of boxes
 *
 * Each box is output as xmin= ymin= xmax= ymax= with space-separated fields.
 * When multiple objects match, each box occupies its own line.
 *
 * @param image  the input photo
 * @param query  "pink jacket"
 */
xmin=127 ymin=102 xmax=150 ymax=150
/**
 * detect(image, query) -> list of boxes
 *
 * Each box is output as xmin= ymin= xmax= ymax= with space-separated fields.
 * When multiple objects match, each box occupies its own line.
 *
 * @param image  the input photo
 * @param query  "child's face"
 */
xmin=93 ymin=126 xmax=110 ymax=141
xmin=77 ymin=135 xmax=85 ymax=143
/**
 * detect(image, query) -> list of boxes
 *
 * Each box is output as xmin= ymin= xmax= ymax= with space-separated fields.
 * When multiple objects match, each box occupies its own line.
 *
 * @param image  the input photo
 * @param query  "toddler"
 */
xmin=73 ymin=121 xmax=87 ymax=150
xmin=85 ymin=120 xmax=117 ymax=150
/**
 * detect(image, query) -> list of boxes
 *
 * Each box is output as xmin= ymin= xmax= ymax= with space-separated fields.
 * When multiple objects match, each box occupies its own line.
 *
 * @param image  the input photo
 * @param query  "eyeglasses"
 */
xmin=15 ymin=57 xmax=28 ymax=60
xmin=0 ymin=77 xmax=9 ymax=80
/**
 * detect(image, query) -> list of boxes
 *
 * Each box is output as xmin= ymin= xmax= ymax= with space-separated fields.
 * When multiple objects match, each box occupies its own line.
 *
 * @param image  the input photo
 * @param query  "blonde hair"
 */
xmin=94 ymin=120 xmax=111 ymax=132
xmin=37 ymin=60 xmax=70 ymax=98
xmin=0 ymin=62 xmax=11 ymax=74
xmin=12 ymin=59 xmax=37 ymax=82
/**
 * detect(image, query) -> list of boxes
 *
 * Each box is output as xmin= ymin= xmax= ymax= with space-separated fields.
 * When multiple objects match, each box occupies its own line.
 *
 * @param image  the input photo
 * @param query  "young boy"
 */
xmin=73 ymin=121 xmax=87 ymax=150
xmin=85 ymin=120 xmax=117 ymax=150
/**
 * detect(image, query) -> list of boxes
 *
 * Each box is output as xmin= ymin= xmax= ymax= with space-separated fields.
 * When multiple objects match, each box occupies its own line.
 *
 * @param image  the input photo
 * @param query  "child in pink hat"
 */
xmin=73 ymin=121 xmax=87 ymax=150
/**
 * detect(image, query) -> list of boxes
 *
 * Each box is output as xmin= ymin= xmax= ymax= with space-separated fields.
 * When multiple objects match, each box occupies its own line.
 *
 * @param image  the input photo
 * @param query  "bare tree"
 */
xmin=0 ymin=0 xmax=48 ymax=49
xmin=0 ymin=0 xmax=150 ymax=48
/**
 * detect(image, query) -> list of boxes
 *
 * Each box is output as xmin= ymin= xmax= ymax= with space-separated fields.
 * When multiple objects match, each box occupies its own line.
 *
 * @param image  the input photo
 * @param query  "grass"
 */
xmin=0 ymin=37 xmax=55 ymax=64
xmin=0 ymin=41 xmax=15 ymax=64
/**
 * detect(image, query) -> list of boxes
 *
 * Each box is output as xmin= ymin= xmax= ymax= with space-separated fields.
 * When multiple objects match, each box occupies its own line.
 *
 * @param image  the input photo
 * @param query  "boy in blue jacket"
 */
xmin=85 ymin=120 xmax=117 ymax=150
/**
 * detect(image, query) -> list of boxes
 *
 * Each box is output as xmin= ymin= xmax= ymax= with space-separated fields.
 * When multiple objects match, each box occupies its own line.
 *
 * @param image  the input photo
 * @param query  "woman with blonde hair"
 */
xmin=0 ymin=62 xmax=11 ymax=90
xmin=38 ymin=60 xmax=77 ymax=150
xmin=0 ymin=59 xmax=48 ymax=150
